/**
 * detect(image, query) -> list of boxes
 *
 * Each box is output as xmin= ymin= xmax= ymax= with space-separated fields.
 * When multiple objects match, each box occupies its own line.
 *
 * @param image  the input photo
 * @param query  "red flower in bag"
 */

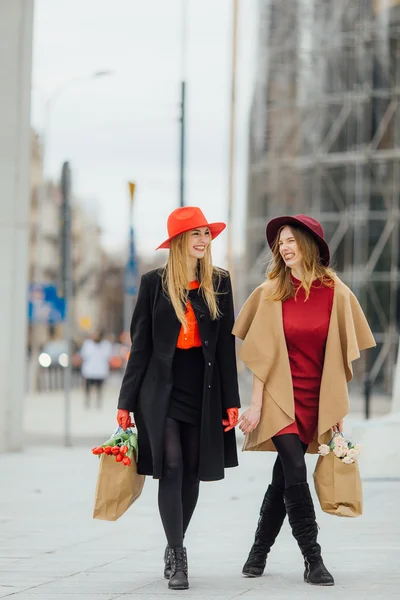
xmin=91 ymin=428 xmax=139 ymax=467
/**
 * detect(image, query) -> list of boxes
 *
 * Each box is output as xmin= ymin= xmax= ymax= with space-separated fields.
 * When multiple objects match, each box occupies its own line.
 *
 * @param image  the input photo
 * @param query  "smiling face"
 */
xmin=186 ymin=226 xmax=211 ymax=261
xmin=278 ymin=226 xmax=304 ymax=271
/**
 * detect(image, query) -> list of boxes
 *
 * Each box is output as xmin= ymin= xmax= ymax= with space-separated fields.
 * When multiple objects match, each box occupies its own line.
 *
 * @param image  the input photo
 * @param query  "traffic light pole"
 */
xmin=61 ymin=161 xmax=72 ymax=447
xmin=227 ymin=0 xmax=238 ymax=277
xmin=179 ymin=80 xmax=186 ymax=208
xmin=179 ymin=0 xmax=187 ymax=208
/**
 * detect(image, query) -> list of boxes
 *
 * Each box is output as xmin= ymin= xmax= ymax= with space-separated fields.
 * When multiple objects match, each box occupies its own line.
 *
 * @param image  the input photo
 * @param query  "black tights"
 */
xmin=158 ymin=417 xmax=201 ymax=548
xmin=271 ymin=434 xmax=309 ymax=490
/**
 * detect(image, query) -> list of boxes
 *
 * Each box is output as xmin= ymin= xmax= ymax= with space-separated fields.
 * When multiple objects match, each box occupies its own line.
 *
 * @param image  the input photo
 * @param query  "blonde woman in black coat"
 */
xmin=116 ymin=207 xmax=240 ymax=591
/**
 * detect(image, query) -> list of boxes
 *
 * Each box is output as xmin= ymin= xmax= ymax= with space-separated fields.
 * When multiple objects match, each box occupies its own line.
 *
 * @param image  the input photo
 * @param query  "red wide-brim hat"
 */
xmin=266 ymin=214 xmax=330 ymax=266
xmin=156 ymin=206 xmax=226 ymax=250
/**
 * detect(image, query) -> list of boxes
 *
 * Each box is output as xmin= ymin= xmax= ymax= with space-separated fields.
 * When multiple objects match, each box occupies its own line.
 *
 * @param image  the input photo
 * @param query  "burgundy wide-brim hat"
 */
xmin=266 ymin=214 xmax=330 ymax=266
xmin=156 ymin=206 xmax=226 ymax=250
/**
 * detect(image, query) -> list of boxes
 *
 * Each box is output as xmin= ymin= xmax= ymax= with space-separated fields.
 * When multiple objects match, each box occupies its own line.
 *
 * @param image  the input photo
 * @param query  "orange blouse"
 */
xmin=176 ymin=281 xmax=202 ymax=349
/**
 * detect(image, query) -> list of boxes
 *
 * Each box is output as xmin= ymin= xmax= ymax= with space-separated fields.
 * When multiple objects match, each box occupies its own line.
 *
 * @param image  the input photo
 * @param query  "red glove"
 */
xmin=222 ymin=407 xmax=239 ymax=432
xmin=117 ymin=409 xmax=134 ymax=431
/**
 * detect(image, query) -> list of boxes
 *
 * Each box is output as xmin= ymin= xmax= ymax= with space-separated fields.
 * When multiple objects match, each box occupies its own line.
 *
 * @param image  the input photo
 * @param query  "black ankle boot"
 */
xmin=242 ymin=485 xmax=286 ymax=577
xmin=284 ymin=483 xmax=334 ymax=586
xmin=168 ymin=547 xmax=189 ymax=590
xmin=163 ymin=545 xmax=171 ymax=579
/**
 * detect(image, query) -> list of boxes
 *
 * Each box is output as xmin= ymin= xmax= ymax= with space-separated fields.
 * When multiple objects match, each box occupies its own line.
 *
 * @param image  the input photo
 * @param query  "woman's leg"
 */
xmin=84 ymin=378 xmax=91 ymax=409
xmin=158 ymin=417 xmax=184 ymax=548
xmin=96 ymin=379 xmax=104 ymax=410
xmin=270 ymin=455 xmax=286 ymax=491
xmin=243 ymin=440 xmax=309 ymax=578
xmin=162 ymin=420 xmax=200 ymax=582
xmin=271 ymin=434 xmax=308 ymax=488
xmin=272 ymin=434 xmax=334 ymax=586
xmin=158 ymin=418 xmax=189 ymax=590
xmin=243 ymin=443 xmax=304 ymax=578
xmin=180 ymin=422 xmax=201 ymax=535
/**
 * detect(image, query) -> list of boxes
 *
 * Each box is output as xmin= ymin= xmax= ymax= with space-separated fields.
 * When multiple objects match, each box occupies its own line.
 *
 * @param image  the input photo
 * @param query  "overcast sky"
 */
xmin=31 ymin=0 xmax=257 ymax=267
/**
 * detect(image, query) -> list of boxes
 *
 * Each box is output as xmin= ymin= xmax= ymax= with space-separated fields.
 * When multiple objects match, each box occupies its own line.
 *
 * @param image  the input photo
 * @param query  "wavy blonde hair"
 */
xmin=162 ymin=231 xmax=222 ymax=330
xmin=266 ymin=225 xmax=335 ymax=302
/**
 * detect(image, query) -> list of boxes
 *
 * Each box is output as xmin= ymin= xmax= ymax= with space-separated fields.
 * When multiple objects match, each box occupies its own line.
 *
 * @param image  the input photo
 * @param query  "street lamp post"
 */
xmin=227 ymin=0 xmax=239 ymax=278
xmin=179 ymin=0 xmax=187 ymax=208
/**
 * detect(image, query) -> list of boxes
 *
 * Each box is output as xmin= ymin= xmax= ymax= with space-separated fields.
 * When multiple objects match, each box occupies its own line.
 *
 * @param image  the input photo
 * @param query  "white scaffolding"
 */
xmin=245 ymin=0 xmax=400 ymax=390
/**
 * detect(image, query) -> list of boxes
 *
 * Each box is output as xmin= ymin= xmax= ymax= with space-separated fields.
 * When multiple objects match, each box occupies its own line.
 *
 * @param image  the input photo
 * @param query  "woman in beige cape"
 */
xmin=233 ymin=214 xmax=375 ymax=587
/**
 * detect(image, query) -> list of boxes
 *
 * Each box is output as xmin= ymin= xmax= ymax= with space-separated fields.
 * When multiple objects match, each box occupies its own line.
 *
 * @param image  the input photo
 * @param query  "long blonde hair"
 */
xmin=266 ymin=225 xmax=335 ymax=301
xmin=162 ymin=231 xmax=222 ymax=329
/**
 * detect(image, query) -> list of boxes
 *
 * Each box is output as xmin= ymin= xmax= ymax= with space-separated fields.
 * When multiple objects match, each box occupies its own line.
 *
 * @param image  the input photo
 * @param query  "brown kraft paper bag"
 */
xmin=313 ymin=452 xmax=363 ymax=518
xmin=93 ymin=453 xmax=145 ymax=521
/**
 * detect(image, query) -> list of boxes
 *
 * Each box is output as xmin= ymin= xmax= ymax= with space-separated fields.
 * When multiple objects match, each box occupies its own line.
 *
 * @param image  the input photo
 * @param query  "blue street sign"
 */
xmin=28 ymin=284 xmax=66 ymax=324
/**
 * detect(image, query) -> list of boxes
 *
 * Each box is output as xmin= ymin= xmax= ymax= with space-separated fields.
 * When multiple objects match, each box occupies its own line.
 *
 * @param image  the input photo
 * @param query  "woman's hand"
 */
xmin=238 ymin=406 xmax=261 ymax=435
xmin=332 ymin=419 xmax=344 ymax=434
xmin=117 ymin=409 xmax=134 ymax=431
xmin=222 ymin=407 xmax=239 ymax=432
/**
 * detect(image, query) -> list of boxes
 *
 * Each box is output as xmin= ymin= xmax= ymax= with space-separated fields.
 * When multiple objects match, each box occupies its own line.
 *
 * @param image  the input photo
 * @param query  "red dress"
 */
xmin=275 ymin=276 xmax=334 ymax=445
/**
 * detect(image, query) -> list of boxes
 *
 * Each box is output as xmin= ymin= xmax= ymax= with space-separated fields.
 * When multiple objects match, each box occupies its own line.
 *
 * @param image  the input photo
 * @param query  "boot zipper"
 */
xmin=305 ymin=558 xmax=311 ymax=581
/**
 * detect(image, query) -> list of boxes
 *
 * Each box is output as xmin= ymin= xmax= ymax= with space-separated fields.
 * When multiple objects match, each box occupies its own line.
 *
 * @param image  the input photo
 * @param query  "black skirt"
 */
xmin=168 ymin=347 xmax=204 ymax=425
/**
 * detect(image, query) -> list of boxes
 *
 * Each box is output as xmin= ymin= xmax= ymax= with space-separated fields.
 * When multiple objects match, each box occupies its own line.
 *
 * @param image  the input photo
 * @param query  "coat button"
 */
xmin=208 ymin=384 xmax=211 ymax=389
xmin=204 ymin=341 xmax=209 ymax=347
xmin=208 ymin=362 xmax=211 ymax=367
xmin=200 ymin=314 xmax=204 ymax=320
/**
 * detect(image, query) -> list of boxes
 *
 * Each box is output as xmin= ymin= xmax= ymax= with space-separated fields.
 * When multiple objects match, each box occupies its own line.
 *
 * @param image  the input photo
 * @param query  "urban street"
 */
xmin=0 ymin=384 xmax=398 ymax=599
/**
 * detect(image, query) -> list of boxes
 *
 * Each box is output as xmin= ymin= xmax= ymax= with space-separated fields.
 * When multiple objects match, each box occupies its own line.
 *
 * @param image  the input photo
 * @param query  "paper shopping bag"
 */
xmin=313 ymin=452 xmax=363 ymax=518
xmin=93 ymin=453 xmax=145 ymax=521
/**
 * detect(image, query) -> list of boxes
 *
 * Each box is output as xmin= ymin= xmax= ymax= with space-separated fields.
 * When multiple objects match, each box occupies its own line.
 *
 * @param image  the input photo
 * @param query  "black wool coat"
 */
xmin=117 ymin=268 xmax=241 ymax=482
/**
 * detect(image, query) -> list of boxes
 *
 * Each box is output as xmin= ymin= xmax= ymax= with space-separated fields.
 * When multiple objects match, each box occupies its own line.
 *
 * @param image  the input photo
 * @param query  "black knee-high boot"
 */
xmin=284 ymin=483 xmax=334 ymax=586
xmin=242 ymin=485 xmax=287 ymax=577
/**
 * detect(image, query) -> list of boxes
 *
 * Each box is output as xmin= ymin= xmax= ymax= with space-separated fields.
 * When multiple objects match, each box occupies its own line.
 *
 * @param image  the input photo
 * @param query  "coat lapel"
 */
xmin=155 ymin=290 xmax=181 ymax=357
xmin=318 ymin=283 xmax=349 ymax=438
xmin=318 ymin=276 xmax=376 ymax=440
xmin=190 ymin=289 xmax=213 ymax=345
xmin=239 ymin=290 xmax=294 ymax=420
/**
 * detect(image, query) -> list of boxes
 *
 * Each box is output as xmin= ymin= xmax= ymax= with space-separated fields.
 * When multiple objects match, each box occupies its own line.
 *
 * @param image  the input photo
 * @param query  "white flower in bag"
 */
xmin=318 ymin=444 xmax=330 ymax=456
xmin=347 ymin=448 xmax=359 ymax=460
xmin=333 ymin=444 xmax=348 ymax=458
xmin=334 ymin=436 xmax=346 ymax=447
xmin=342 ymin=456 xmax=355 ymax=464
xmin=333 ymin=446 xmax=342 ymax=457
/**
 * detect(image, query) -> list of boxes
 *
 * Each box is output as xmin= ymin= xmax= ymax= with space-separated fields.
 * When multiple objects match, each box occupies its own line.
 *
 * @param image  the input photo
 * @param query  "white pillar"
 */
xmin=391 ymin=337 xmax=400 ymax=413
xmin=0 ymin=1 xmax=34 ymax=451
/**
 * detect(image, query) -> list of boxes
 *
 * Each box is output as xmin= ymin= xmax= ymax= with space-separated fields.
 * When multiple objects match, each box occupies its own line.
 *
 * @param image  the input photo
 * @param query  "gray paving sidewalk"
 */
xmin=23 ymin=379 xmax=124 ymax=447
xmin=1 ymin=444 xmax=399 ymax=599
xmin=8 ymin=375 xmax=397 ymax=598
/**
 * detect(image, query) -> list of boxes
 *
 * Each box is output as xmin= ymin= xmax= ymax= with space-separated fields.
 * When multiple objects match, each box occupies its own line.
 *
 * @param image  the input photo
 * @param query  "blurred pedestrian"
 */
xmin=116 ymin=207 xmax=240 ymax=591
xmin=81 ymin=331 xmax=112 ymax=409
xmin=233 ymin=214 xmax=375 ymax=586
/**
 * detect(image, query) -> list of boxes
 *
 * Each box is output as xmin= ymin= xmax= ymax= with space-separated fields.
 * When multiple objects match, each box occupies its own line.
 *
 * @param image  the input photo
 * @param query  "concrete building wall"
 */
xmin=0 ymin=0 xmax=34 ymax=451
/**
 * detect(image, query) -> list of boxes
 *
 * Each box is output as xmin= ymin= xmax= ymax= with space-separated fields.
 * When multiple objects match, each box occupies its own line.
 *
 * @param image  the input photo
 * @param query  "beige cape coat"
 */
xmin=232 ymin=276 xmax=376 ymax=453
